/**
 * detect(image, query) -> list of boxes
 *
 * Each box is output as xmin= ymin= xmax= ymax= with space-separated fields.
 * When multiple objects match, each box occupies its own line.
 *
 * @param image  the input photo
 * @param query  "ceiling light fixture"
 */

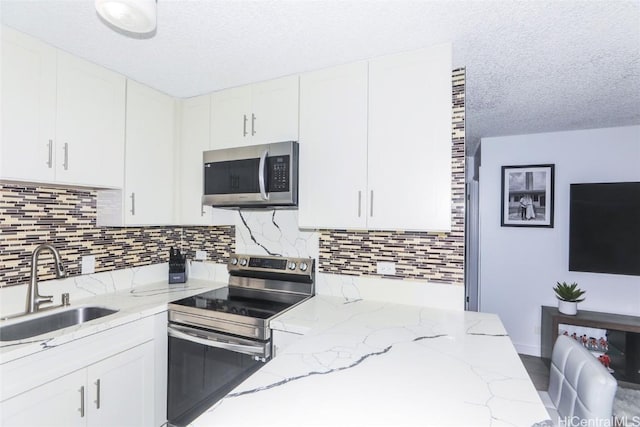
xmin=95 ymin=0 xmax=157 ymax=35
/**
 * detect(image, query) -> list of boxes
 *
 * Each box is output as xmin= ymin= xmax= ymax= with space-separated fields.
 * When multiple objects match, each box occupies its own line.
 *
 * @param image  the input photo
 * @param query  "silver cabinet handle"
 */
xmin=370 ymin=190 xmax=374 ymax=217
xmin=201 ymin=204 xmax=206 ymax=216
xmin=358 ymin=191 xmax=362 ymax=217
xmin=63 ymin=143 xmax=69 ymax=170
xmin=95 ymin=379 xmax=101 ymax=409
xmin=47 ymin=140 xmax=53 ymax=168
xmin=130 ymin=192 xmax=136 ymax=215
xmin=251 ymin=113 xmax=256 ymax=136
xmin=79 ymin=386 xmax=85 ymax=417
xmin=258 ymin=149 xmax=269 ymax=200
xmin=243 ymin=114 xmax=248 ymax=137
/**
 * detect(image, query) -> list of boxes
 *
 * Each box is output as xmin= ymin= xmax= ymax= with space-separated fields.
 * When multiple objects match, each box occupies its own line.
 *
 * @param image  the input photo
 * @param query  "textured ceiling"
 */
xmin=1 ymin=0 xmax=639 ymax=153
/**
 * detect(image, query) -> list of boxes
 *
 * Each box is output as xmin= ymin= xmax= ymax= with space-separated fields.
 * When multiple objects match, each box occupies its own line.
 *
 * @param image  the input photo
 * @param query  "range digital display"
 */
xmin=248 ymin=257 xmax=287 ymax=270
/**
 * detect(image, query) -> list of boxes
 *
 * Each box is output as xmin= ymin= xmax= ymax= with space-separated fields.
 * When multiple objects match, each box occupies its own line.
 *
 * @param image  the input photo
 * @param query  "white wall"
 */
xmin=479 ymin=125 xmax=640 ymax=356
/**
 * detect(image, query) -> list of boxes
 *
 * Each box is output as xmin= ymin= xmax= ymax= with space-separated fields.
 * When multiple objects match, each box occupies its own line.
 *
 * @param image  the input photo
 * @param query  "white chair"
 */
xmin=539 ymin=335 xmax=617 ymax=426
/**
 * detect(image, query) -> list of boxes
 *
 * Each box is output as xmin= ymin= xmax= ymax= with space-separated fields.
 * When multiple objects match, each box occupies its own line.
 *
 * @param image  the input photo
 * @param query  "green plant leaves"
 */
xmin=553 ymin=281 xmax=586 ymax=302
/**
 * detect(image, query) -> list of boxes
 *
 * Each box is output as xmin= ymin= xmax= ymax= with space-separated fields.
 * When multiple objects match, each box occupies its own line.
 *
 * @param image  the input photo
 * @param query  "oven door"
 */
xmin=167 ymin=324 xmax=270 ymax=426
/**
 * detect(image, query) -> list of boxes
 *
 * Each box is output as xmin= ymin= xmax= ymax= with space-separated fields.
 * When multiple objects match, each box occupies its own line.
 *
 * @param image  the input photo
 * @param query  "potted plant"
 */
xmin=553 ymin=282 xmax=585 ymax=315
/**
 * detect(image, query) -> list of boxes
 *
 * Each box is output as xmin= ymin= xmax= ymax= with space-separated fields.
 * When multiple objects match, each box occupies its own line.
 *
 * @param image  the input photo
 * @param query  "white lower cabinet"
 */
xmin=272 ymin=330 xmax=304 ymax=358
xmin=1 ymin=341 xmax=153 ymax=427
xmin=0 ymin=314 xmax=165 ymax=427
xmin=1 ymin=369 xmax=87 ymax=427
xmin=87 ymin=342 xmax=154 ymax=427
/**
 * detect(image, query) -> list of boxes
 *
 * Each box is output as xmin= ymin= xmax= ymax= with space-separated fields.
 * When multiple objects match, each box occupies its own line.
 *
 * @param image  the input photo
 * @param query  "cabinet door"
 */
xmin=177 ymin=95 xmax=212 ymax=225
xmin=55 ymin=50 xmax=125 ymax=188
xmin=124 ymin=80 xmax=175 ymax=225
xmin=368 ymin=43 xmax=452 ymax=231
xmin=210 ymin=85 xmax=251 ymax=149
xmin=0 ymin=369 xmax=87 ymax=427
xmin=87 ymin=342 xmax=154 ymax=427
xmin=177 ymin=96 xmax=234 ymax=226
xmin=0 ymin=26 xmax=57 ymax=182
xmin=250 ymin=75 xmax=299 ymax=144
xmin=298 ymin=62 xmax=368 ymax=229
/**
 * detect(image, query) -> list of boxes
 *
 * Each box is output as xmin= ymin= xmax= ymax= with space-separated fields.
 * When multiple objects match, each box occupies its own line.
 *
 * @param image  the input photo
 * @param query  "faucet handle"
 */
xmin=57 ymin=262 xmax=66 ymax=278
xmin=62 ymin=293 xmax=70 ymax=306
xmin=36 ymin=294 xmax=53 ymax=307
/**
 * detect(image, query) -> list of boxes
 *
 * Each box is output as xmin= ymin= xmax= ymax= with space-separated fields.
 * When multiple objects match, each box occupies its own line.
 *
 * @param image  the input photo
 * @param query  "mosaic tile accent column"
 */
xmin=317 ymin=68 xmax=466 ymax=285
xmin=0 ymin=184 xmax=234 ymax=287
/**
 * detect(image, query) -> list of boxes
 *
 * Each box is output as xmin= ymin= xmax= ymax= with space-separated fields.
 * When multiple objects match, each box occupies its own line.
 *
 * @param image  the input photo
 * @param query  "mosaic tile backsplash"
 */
xmin=318 ymin=68 xmax=465 ymax=285
xmin=0 ymin=184 xmax=234 ymax=287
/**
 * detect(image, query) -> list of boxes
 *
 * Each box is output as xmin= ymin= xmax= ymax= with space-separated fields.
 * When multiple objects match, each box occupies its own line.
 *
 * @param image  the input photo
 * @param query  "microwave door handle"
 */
xmin=168 ymin=326 xmax=266 ymax=358
xmin=258 ymin=149 xmax=269 ymax=200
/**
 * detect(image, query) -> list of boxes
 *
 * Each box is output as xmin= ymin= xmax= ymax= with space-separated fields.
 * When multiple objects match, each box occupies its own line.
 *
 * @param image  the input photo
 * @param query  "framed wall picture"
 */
xmin=501 ymin=164 xmax=555 ymax=227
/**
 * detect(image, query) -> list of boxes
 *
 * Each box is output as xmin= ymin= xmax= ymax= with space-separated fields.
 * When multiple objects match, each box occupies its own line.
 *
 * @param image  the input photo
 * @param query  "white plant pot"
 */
xmin=558 ymin=300 xmax=578 ymax=315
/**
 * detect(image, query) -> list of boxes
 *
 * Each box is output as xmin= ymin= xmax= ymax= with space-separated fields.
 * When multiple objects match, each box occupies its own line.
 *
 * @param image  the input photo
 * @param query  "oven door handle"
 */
xmin=168 ymin=325 xmax=268 ymax=358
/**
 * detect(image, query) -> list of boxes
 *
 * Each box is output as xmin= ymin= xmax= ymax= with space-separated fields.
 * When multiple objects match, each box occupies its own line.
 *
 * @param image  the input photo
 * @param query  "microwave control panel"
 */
xmin=267 ymin=155 xmax=290 ymax=192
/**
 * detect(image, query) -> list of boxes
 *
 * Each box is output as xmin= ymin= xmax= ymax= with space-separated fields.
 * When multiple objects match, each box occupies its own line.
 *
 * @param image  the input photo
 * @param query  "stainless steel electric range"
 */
xmin=167 ymin=254 xmax=314 ymax=426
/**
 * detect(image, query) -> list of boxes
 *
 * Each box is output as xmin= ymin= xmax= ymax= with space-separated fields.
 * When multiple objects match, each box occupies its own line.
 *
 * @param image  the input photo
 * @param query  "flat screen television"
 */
xmin=569 ymin=182 xmax=640 ymax=276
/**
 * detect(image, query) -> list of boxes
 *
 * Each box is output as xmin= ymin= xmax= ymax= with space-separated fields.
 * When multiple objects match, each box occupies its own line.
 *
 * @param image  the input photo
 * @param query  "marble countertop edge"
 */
xmin=0 ymin=279 xmax=226 ymax=364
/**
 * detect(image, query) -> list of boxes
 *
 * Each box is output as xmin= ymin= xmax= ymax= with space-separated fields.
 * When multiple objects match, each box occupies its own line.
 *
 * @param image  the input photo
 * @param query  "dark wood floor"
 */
xmin=519 ymin=354 xmax=550 ymax=391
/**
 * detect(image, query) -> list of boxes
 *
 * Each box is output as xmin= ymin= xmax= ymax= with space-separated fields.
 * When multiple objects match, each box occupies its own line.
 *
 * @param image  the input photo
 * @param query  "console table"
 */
xmin=541 ymin=306 xmax=640 ymax=385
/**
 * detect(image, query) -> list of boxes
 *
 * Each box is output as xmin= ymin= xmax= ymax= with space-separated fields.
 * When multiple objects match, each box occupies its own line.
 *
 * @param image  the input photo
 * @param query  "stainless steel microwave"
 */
xmin=202 ymin=141 xmax=298 ymax=208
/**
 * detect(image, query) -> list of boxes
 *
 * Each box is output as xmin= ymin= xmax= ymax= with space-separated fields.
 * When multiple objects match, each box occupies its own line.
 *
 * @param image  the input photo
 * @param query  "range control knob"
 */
xmin=230 ymin=258 xmax=238 ymax=265
xmin=299 ymin=262 xmax=308 ymax=272
xmin=240 ymin=258 xmax=248 ymax=266
xmin=288 ymin=262 xmax=297 ymax=270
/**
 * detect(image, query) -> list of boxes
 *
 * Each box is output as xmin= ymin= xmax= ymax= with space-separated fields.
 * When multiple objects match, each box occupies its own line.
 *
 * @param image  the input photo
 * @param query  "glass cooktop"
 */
xmin=171 ymin=287 xmax=296 ymax=320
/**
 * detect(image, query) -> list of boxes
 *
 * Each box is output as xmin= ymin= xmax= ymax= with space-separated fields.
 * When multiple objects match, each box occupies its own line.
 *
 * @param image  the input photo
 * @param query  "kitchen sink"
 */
xmin=0 ymin=306 xmax=119 ymax=342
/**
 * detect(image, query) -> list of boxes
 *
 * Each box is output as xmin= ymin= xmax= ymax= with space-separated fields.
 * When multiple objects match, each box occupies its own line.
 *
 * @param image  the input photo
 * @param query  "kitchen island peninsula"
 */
xmin=192 ymin=296 xmax=551 ymax=426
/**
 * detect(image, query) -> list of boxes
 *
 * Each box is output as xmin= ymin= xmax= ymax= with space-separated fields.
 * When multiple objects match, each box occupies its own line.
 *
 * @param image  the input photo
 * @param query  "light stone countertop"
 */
xmin=193 ymin=296 xmax=552 ymax=427
xmin=0 ymin=279 xmax=226 ymax=364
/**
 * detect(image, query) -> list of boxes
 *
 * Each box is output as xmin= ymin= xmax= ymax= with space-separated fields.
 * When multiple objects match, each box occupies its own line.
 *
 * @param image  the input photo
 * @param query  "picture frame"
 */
xmin=501 ymin=164 xmax=555 ymax=227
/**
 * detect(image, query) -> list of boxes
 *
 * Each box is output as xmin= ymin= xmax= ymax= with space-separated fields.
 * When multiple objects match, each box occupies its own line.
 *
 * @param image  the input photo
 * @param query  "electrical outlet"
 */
xmin=81 ymin=255 xmax=95 ymax=275
xmin=376 ymin=262 xmax=396 ymax=275
xmin=195 ymin=250 xmax=207 ymax=261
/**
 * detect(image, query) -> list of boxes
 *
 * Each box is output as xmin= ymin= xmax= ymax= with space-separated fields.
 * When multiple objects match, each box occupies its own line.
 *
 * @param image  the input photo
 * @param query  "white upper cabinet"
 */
xmin=299 ymin=44 xmax=452 ymax=232
xmin=98 ymin=81 xmax=175 ymax=226
xmin=210 ymin=75 xmax=299 ymax=149
xmin=249 ymin=76 xmax=299 ymax=144
xmin=176 ymin=95 xmax=212 ymax=225
xmin=1 ymin=26 xmax=57 ymax=183
xmin=210 ymin=85 xmax=251 ymax=149
xmin=55 ymin=51 xmax=126 ymax=188
xmin=0 ymin=27 xmax=126 ymax=189
xmin=298 ymin=61 xmax=369 ymax=229
xmin=368 ymin=43 xmax=452 ymax=231
xmin=176 ymin=95 xmax=234 ymax=225
xmin=122 ymin=81 xmax=175 ymax=225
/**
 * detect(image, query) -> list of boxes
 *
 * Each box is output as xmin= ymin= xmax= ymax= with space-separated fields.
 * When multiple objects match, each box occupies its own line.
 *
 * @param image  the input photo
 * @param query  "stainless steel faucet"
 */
xmin=26 ymin=244 xmax=66 ymax=314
